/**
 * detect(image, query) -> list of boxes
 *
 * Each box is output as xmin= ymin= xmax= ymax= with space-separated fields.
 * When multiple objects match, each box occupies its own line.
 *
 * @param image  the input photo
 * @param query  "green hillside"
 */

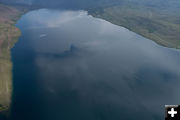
xmin=90 ymin=5 xmax=180 ymax=48
xmin=0 ymin=4 xmax=22 ymax=116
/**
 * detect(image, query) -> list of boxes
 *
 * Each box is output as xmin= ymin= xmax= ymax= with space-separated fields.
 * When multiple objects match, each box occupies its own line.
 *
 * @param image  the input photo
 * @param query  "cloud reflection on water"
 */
xmin=13 ymin=9 xmax=180 ymax=120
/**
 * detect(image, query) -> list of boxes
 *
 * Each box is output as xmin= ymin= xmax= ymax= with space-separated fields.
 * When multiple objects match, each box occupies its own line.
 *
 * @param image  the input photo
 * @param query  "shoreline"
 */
xmin=89 ymin=6 xmax=180 ymax=50
xmin=0 ymin=4 xmax=27 ymax=118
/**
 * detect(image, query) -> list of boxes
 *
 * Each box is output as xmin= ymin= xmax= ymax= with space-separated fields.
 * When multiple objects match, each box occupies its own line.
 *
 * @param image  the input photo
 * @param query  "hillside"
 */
xmin=0 ymin=4 xmax=22 ymax=117
xmin=1 ymin=0 xmax=180 ymax=9
xmin=90 ymin=5 xmax=180 ymax=48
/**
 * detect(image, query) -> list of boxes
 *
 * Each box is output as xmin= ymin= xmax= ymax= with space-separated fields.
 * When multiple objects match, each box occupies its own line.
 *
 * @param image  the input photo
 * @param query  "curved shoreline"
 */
xmin=89 ymin=6 xmax=180 ymax=50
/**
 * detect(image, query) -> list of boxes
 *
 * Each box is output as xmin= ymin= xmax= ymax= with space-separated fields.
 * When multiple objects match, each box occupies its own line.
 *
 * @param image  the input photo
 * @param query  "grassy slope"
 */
xmin=0 ymin=4 xmax=22 ymax=114
xmin=90 ymin=5 xmax=180 ymax=48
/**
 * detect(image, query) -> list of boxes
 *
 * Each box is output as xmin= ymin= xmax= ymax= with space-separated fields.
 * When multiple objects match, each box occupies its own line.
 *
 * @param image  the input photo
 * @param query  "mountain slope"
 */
xmin=90 ymin=5 xmax=180 ymax=48
xmin=1 ymin=0 xmax=180 ymax=9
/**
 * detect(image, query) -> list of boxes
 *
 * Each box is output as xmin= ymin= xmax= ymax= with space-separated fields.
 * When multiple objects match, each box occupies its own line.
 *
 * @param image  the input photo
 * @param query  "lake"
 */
xmin=11 ymin=9 xmax=180 ymax=120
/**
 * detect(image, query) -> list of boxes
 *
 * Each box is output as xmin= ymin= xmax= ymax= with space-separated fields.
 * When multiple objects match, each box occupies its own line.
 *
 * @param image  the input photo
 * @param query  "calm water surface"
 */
xmin=11 ymin=9 xmax=180 ymax=120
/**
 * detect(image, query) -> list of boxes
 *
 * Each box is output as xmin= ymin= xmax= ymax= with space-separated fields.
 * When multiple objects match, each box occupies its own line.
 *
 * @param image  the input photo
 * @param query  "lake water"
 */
xmin=11 ymin=9 xmax=180 ymax=120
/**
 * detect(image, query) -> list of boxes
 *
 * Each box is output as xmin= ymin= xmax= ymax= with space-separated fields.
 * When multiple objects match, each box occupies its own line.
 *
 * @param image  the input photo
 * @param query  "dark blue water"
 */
xmin=11 ymin=9 xmax=180 ymax=120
